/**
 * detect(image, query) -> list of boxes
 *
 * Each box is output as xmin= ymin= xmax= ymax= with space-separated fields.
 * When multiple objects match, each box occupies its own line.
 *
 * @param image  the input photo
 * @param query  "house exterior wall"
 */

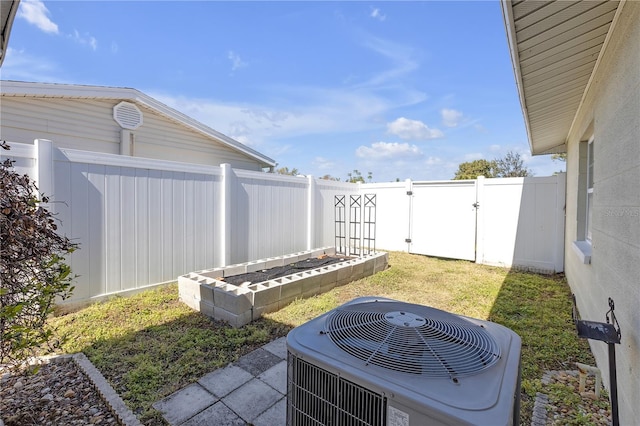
xmin=0 ymin=97 xmax=264 ymax=171
xmin=564 ymin=3 xmax=640 ymax=422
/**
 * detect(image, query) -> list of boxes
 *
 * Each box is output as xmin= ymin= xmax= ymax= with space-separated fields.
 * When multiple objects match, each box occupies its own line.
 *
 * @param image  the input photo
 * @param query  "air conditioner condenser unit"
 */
xmin=286 ymin=297 xmax=522 ymax=426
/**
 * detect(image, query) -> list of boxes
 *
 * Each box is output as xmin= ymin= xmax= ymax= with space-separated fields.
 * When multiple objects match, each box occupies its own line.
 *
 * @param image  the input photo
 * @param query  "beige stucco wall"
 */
xmin=565 ymin=3 xmax=639 ymax=423
xmin=0 ymin=97 xmax=265 ymax=171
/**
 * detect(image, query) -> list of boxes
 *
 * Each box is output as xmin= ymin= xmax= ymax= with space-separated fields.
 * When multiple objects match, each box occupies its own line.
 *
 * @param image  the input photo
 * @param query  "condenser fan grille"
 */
xmin=325 ymin=302 xmax=500 ymax=378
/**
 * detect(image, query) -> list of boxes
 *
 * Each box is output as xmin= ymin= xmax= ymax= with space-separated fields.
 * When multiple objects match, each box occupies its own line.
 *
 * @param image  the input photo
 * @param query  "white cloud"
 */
xmin=356 ymin=142 xmax=423 ymax=160
xmin=228 ymin=51 xmax=248 ymax=71
xmin=313 ymin=157 xmax=336 ymax=171
xmin=463 ymin=152 xmax=484 ymax=161
xmin=70 ymin=30 xmax=97 ymax=51
xmin=0 ymin=47 xmax=62 ymax=81
xmin=489 ymin=144 xmax=501 ymax=152
xmin=441 ymin=108 xmax=463 ymax=127
xmin=18 ymin=0 xmax=58 ymax=34
xmin=357 ymin=35 xmax=418 ymax=88
xmin=370 ymin=7 xmax=386 ymax=21
xmin=387 ymin=117 xmax=444 ymax=140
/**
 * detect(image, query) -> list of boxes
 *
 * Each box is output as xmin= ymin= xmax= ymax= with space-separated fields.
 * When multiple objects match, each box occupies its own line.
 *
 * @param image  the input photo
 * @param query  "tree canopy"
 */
xmin=453 ymin=159 xmax=496 ymax=180
xmin=453 ymin=151 xmax=532 ymax=180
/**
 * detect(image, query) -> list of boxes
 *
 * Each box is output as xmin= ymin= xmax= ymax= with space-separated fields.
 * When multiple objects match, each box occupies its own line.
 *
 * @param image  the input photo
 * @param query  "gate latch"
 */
xmin=472 ymin=202 xmax=480 ymax=208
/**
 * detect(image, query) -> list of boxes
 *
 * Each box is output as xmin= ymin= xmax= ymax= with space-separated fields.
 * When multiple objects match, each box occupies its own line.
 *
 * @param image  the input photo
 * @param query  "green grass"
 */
xmin=46 ymin=251 xmax=595 ymax=425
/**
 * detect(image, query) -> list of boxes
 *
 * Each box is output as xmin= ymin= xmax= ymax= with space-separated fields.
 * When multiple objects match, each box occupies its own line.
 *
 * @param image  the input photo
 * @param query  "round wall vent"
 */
xmin=325 ymin=301 xmax=500 ymax=378
xmin=113 ymin=101 xmax=143 ymax=130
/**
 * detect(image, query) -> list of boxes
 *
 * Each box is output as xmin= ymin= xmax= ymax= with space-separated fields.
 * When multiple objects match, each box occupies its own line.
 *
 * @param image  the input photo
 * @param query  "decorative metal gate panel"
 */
xmin=409 ymin=181 xmax=477 ymax=261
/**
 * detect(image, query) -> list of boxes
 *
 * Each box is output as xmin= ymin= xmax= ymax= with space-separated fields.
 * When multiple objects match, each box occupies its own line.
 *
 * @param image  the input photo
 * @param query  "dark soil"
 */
xmin=222 ymin=255 xmax=350 ymax=286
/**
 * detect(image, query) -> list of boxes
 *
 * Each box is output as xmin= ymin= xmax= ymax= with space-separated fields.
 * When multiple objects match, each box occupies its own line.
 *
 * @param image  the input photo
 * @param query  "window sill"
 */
xmin=572 ymin=241 xmax=592 ymax=264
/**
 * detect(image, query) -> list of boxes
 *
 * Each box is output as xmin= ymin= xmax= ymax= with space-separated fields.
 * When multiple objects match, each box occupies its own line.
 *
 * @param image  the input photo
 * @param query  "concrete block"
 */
xmin=222 ymin=264 xmax=247 ymax=277
xmin=214 ymin=286 xmax=253 ymax=315
xmin=251 ymin=283 xmax=281 ymax=308
xmin=279 ymin=277 xmax=302 ymax=300
xmin=363 ymin=257 xmax=375 ymax=276
xmin=178 ymin=276 xmax=201 ymax=301
xmin=351 ymin=260 xmax=365 ymax=281
xmin=214 ymin=306 xmax=253 ymax=328
xmin=200 ymin=267 xmax=225 ymax=279
xmin=199 ymin=300 xmax=215 ymax=318
xmin=252 ymin=302 xmax=279 ymax=320
xmin=374 ymin=252 xmax=389 ymax=273
xmin=319 ymin=267 xmax=338 ymax=288
xmin=278 ymin=295 xmax=297 ymax=310
xmin=337 ymin=263 xmax=354 ymax=284
xmin=200 ymin=284 xmax=214 ymax=304
xmin=265 ymin=257 xmax=284 ymax=270
xmin=246 ymin=261 xmax=267 ymax=273
xmin=301 ymin=271 xmax=322 ymax=297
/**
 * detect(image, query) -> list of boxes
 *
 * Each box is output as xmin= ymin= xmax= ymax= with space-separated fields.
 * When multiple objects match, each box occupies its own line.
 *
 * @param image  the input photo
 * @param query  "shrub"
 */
xmin=0 ymin=141 xmax=77 ymax=365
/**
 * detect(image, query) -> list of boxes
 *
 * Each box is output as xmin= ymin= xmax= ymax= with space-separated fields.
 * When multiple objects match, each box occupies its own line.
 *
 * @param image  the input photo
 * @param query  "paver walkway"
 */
xmin=153 ymin=337 xmax=287 ymax=426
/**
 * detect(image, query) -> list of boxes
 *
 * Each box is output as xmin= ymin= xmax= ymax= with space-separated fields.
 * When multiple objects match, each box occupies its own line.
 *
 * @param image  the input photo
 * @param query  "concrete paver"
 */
xmin=152 ymin=383 xmax=217 ymax=426
xmin=252 ymin=397 xmax=287 ymax=426
xmin=222 ymin=378 xmax=284 ymax=423
xmin=180 ymin=402 xmax=245 ymax=426
xmin=262 ymin=337 xmax=288 ymax=359
xmin=198 ymin=365 xmax=253 ymax=398
xmin=154 ymin=337 xmax=289 ymax=426
xmin=258 ymin=360 xmax=287 ymax=394
xmin=234 ymin=347 xmax=282 ymax=376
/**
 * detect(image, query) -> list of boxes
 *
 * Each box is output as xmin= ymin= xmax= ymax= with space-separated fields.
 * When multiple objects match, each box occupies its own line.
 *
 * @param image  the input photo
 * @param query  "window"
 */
xmin=586 ymin=138 xmax=594 ymax=241
xmin=572 ymin=136 xmax=593 ymax=264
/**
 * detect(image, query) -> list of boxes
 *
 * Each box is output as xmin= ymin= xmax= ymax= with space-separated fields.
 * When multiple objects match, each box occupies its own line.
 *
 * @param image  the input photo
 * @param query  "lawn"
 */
xmin=47 ymin=251 xmax=596 ymax=425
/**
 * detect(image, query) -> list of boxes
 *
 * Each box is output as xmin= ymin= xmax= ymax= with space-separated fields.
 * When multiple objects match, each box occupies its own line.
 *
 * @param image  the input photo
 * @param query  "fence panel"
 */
xmin=3 ymin=140 xmax=566 ymax=307
xmin=477 ymin=175 xmax=565 ymax=273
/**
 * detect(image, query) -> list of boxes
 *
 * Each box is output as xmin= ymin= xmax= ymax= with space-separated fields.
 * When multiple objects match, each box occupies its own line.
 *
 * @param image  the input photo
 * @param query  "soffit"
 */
xmin=502 ymin=0 xmax=622 ymax=155
xmin=0 ymin=0 xmax=20 ymax=66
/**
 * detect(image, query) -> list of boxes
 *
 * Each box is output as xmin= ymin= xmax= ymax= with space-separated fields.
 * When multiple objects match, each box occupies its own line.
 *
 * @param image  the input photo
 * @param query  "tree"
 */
xmin=346 ymin=169 xmax=373 ymax=183
xmin=453 ymin=159 xmax=496 ymax=180
xmin=494 ymin=150 xmax=532 ymax=177
xmin=319 ymin=174 xmax=340 ymax=181
xmin=275 ymin=166 xmax=299 ymax=176
xmin=0 ymin=141 xmax=77 ymax=366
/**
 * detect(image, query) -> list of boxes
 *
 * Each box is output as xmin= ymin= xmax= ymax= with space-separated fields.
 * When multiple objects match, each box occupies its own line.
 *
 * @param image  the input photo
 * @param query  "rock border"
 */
xmin=1 ymin=354 xmax=141 ymax=426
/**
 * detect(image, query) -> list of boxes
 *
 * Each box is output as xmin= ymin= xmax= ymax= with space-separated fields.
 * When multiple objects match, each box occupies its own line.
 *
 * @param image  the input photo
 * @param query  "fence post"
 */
xmin=554 ymin=172 xmax=566 ymax=272
xmin=35 ymin=139 xmax=54 ymax=203
xmin=475 ymin=176 xmax=485 ymax=265
xmin=219 ymin=163 xmax=232 ymax=266
xmin=307 ymin=175 xmax=316 ymax=251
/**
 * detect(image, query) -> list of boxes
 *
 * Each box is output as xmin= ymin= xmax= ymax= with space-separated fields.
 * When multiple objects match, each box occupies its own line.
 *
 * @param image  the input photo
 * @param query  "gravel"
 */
xmin=0 ymin=358 xmax=120 ymax=426
xmin=538 ymin=370 xmax=612 ymax=425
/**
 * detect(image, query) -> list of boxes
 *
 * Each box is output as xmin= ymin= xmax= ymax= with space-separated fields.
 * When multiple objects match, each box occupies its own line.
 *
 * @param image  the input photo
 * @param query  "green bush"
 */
xmin=0 ymin=141 xmax=77 ymax=365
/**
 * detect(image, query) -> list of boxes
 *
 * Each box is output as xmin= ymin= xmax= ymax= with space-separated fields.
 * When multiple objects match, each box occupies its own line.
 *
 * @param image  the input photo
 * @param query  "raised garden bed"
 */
xmin=178 ymin=247 xmax=388 ymax=327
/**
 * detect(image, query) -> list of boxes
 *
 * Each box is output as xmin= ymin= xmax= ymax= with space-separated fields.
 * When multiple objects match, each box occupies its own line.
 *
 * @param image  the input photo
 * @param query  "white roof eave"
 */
xmin=501 ymin=0 xmax=624 ymax=156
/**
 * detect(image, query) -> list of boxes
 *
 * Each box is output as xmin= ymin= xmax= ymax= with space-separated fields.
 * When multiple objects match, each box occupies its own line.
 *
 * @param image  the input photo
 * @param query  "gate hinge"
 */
xmin=472 ymin=202 xmax=480 ymax=208
xmin=406 ymin=191 xmax=413 ymax=196
xmin=405 ymin=238 xmax=412 ymax=243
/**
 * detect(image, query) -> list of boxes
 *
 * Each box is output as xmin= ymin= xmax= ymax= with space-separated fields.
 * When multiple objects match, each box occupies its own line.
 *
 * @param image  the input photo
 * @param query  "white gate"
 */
xmin=409 ymin=181 xmax=478 ymax=261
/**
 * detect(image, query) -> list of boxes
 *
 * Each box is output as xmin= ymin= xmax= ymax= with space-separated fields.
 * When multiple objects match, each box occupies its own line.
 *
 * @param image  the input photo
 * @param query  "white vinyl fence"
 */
xmin=2 ymin=140 xmax=565 ymax=307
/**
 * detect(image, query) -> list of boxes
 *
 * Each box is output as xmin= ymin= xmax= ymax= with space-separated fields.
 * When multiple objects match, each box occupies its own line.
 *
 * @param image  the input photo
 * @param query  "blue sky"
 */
xmin=2 ymin=0 xmax=564 ymax=181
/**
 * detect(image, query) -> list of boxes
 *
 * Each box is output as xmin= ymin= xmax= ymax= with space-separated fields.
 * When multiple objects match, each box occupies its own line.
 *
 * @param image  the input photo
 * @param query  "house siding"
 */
xmin=0 ymin=97 xmax=264 ymax=171
xmin=565 ymin=3 xmax=640 ymax=423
